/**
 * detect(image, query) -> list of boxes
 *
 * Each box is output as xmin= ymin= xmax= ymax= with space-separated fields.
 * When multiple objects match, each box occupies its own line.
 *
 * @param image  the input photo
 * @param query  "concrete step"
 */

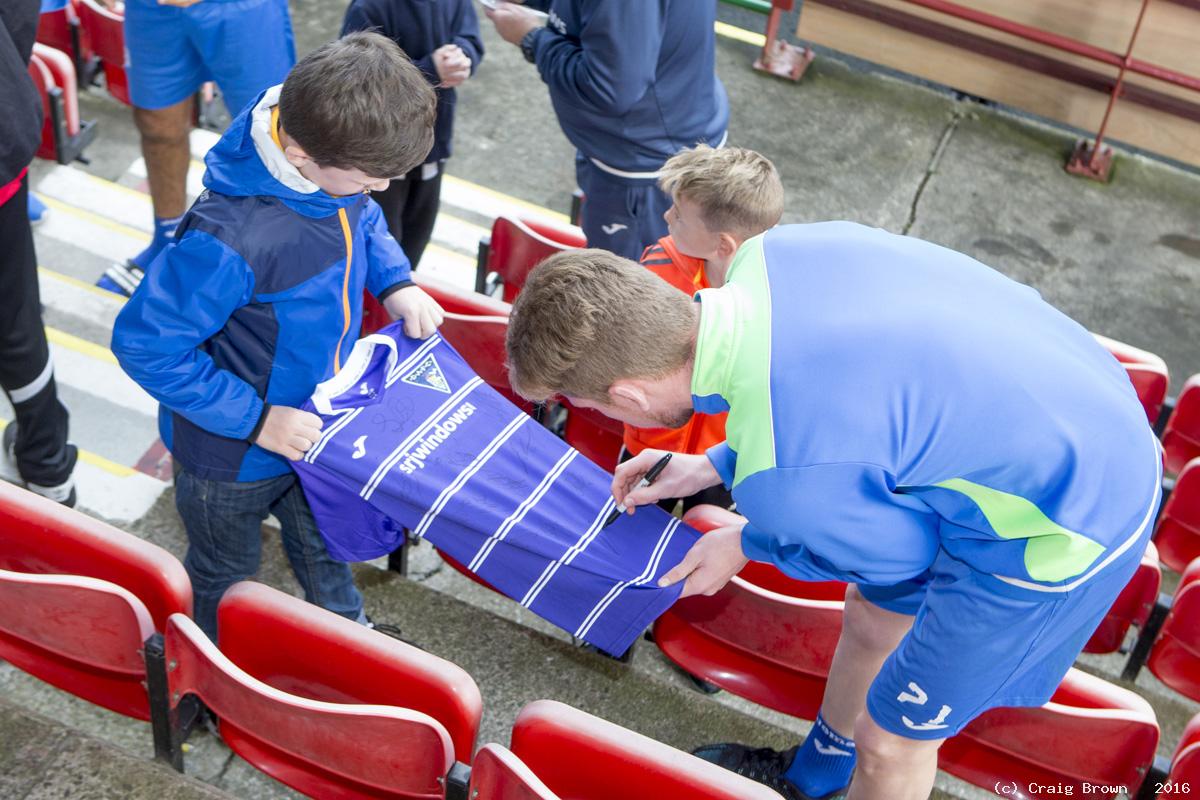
xmin=0 ymin=693 xmax=234 ymax=800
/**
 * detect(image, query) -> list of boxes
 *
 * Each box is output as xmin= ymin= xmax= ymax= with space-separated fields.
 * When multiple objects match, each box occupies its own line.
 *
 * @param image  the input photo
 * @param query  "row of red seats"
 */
xmin=1 ymin=456 xmax=1188 ymax=800
xmin=0 ymin=479 xmax=778 ymax=799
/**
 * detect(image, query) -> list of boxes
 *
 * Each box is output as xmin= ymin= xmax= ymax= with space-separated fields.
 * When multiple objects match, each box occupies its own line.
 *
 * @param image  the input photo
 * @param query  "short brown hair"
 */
xmin=279 ymin=32 xmax=436 ymax=179
xmin=506 ymin=250 xmax=698 ymax=402
xmin=658 ymin=145 xmax=784 ymax=239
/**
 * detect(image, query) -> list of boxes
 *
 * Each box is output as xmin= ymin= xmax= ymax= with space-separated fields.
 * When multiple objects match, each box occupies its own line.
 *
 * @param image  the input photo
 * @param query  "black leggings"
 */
xmin=369 ymin=162 xmax=444 ymax=270
xmin=0 ymin=174 xmax=73 ymax=485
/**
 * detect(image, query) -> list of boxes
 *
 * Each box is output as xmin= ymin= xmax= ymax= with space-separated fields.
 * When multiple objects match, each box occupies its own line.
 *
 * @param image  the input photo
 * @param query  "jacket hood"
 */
xmin=201 ymin=85 xmax=362 ymax=218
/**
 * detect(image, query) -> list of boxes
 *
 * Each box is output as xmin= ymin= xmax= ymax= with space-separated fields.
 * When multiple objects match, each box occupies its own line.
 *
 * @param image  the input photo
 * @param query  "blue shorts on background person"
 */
xmin=125 ymin=0 xmax=294 ymax=116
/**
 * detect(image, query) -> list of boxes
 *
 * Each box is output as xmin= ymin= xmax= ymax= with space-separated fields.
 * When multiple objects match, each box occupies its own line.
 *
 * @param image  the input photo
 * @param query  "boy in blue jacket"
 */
xmin=341 ymin=0 xmax=483 ymax=269
xmin=112 ymin=32 xmax=445 ymax=640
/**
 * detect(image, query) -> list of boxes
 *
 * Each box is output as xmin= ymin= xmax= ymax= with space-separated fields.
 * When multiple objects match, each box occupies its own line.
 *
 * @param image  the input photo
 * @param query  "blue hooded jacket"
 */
xmin=112 ymin=86 xmax=414 ymax=482
xmin=524 ymin=0 xmax=729 ymax=180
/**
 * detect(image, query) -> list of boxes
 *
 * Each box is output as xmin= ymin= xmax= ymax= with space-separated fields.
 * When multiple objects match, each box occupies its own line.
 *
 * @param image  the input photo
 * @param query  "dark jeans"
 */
xmin=0 ymin=173 xmax=74 ymax=486
xmin=175 ymin=469 xmax=364 ymax=641
xmin=371 ymin=161 xmax=444 ymax=270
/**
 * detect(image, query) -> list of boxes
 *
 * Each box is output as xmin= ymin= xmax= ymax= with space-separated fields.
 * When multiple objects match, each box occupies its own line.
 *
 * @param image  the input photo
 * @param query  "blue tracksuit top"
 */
xmin=340 ymin=0 xmax=483 ymax=164
xmin=693 ymin=223 xmax=1161 ymax=598
xmin=523 ymin=0 xmax=729 ymax=179
xmin=112 ymin=86 xmax=414 ymax=482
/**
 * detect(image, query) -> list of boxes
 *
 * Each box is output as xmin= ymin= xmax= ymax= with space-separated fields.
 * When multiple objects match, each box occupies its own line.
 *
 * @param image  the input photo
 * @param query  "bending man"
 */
xmin=503 ymin=227 xmax=1160 ymax=800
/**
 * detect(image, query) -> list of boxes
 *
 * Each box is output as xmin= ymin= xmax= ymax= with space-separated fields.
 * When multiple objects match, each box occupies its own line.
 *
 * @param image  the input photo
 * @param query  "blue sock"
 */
xmin=784 ymin=713 xmax=856 ymax=798
xmin=130 ymin=214 xmax=183 ymax=269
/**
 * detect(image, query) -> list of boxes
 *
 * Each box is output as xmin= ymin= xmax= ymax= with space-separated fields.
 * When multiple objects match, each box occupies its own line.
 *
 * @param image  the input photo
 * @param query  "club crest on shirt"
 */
xmin=401 ymin=354 xmax=451 ymax=394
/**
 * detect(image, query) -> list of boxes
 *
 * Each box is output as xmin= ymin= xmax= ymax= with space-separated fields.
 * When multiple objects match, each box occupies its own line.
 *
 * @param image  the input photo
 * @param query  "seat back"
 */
xmin=1167 ymin=712 xmax=1200 ymax=789
xmin=1094 ymin=333 xmax=1170 ymax=424
xmin=941 ymin=668 xmax=1158 ymax=797
xmin=0 ymin=480 xmax=192 ymax=631
xmin=217 ymin=582 xmax=482 ymax=763
xmin=469 ymin=744 xmax=559 ymax=800
xmin=1164 ymin=377 xmax=1200 ymax=477
xmin=510 ymin=700 xmax=783 ymax=800
xmin=487 ymin=217 xmax=584 ymax=303
xmin=76 ymin=0 xmax=129 ymax=104
xmin=1084 ymin=540 xmax=1161 ymax=653
xmin=32 ymin=43 xmax=80 ymax=136
xmin=36 ymin=5 xmax=77 ymax=55
xmin=411 ymin=274 xmax=535 ymax=415
xmin=1124 ymin=363 xmax=1170 ymax=425
xmin=27 ymin=52 xmax=57 ymax=162
xmin=0 ymin=568 xmax=156 ymax=719
xmin=558 ymin=399 xmax=624 ymax=472
xmin=1149 ymin=557 xmax=1200 ymax=703
xmin=1155 ymin=458 xmax=1200 ymax=573
xmin=650 ymin=505 xmax=844 ymax=720
xmin=166 ymin=602 xmax=464 ymax=799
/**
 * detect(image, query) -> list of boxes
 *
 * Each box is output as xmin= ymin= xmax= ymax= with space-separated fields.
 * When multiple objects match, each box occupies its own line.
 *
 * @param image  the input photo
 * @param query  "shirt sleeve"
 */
xmin=452 ymin=0 xmax=484 ymax=73
xmin=111 ymin=231 xmax=264 ymax=439
xmin=530 ymin=0 xmax=664 ymax=116
xmin=361 ymin=198 xmax=414 ymax=300
xmin=736 ymin=462 xmax=941 ymax=585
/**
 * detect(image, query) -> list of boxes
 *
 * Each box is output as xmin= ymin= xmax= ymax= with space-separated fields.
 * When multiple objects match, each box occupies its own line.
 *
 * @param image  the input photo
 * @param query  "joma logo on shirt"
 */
xmin=397 ymin=402 xmax=477 ymax=474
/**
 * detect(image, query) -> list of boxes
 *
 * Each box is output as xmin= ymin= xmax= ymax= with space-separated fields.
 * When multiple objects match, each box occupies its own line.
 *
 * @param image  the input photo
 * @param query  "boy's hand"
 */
xmin=383 ymin=285 xmax=445 ymax=339
xmin=433 ymin=45 xmax=471 ymax=88
xmin=658 ymin=524 xmax=749 ymax=598
xmin=254 ymin=406 xmax=324 ymax=461
xmin=612 ymin=450 xmax=721 ymax=512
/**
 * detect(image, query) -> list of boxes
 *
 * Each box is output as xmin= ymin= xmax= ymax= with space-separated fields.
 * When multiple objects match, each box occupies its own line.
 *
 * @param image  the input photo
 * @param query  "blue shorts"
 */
xmin=125 ymin=0 xmax=294 ymax=116
xmin=858 ymin=525 xmax=1152 ymax=740
xmin=574 ymin=153 xmax=670 ymax=261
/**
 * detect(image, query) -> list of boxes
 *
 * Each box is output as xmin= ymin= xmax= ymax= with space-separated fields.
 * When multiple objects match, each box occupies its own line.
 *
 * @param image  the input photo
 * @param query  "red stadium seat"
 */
xmin=1156 ymin=712 xmax=1200 ymax=797
xmin=0 ymin=480 xmax=191 ymax=718
xmin=476 ymin=216 xmax=586 ymax=303
xmin=163 ymin=581 xmax=482 ymax=798
xmin=469 ymin=744 xmax=559 ymax=800
xmin=0 ymin=568 xmax=155 ymax=719
xmin=1084 ymin=540 xmax=1161 ymax=653
xmin=942 ymin=668 xmax=1158 ymax=798
xmin=1093 ymin=333 xmax=1170 ymax=425
xmin=33 ymin=44 xmax=79 ymax=135
xmin=508 ymin=700 xmax=784 ymax=800
xmin=1154 ymin=458 xmax=1200 ymax=573
xmin=76 ymin=0 xmax=130 ymax=105
xmin=29 ymin=42 xmax=96 ymax=165
xmin=1147 ymin=558 xmax=1200 ymax=703
xmin=36 ymin=0 xmax=96 ymax=84
xmin=557 ymin=399 xmax=624 ymax=472
xmin=650 ymin=504 xmax=845 ymax=720
xmin=1163 ymin=376 xmax=1200 ymax=477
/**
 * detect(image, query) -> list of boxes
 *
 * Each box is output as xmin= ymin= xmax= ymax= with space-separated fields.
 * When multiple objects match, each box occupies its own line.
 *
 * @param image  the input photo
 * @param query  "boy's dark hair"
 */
xmin=279 ymin=31 xmax=436 ymax=179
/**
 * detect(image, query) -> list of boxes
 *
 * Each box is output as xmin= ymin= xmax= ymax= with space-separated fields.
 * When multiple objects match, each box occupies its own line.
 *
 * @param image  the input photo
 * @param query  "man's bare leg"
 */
xmin=99 ymin=97 xmax=194 ymax=295
xmin=134 ymin=96 xmax=193 ymax=221
xmin=847 ymin=716 xmax=942 ymax=800
xmin=819 ymin=585 xmax=914 ymax=739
